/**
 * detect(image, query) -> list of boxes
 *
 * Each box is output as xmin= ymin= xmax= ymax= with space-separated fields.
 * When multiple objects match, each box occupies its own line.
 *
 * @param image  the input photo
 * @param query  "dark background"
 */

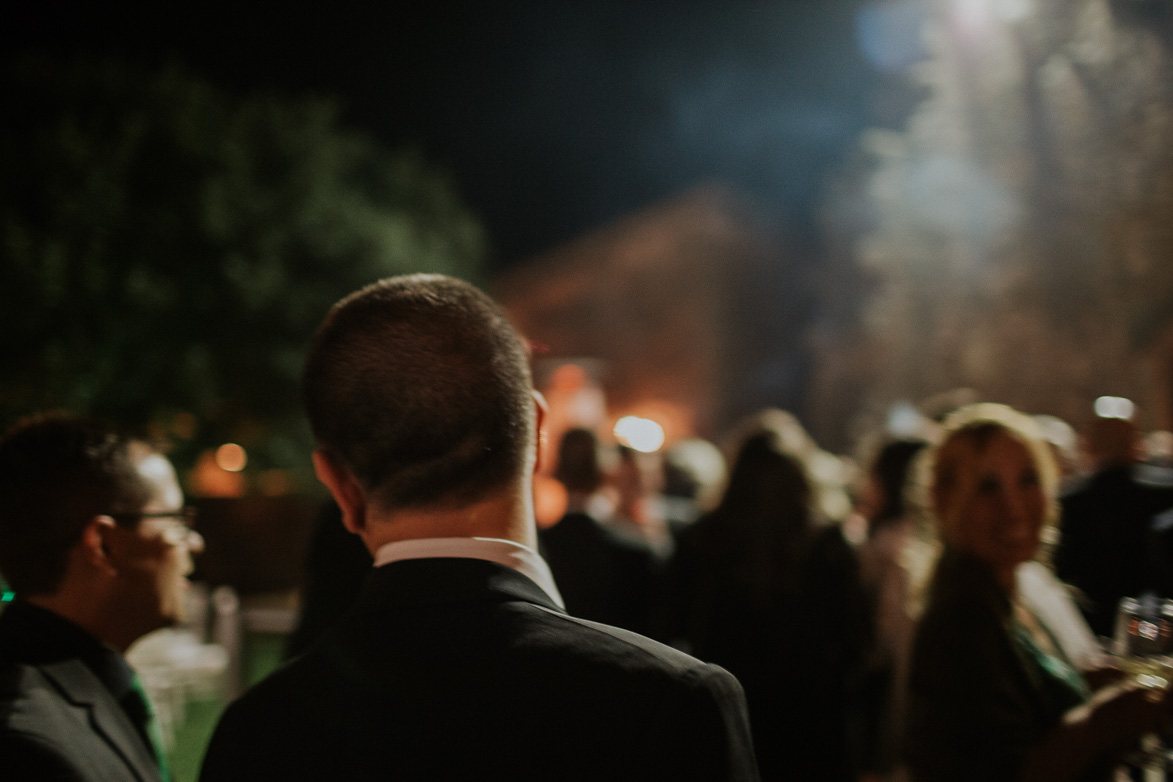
xmin=3 ymin=1 xmax=901 ymax=270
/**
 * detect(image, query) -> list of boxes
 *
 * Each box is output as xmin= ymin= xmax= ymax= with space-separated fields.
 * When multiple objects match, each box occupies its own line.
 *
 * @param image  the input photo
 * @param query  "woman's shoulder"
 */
xmin=926 ymin=549 xmax=1009 ymax=611
xmin=913 ymin=551 xmax=1015 ymax=664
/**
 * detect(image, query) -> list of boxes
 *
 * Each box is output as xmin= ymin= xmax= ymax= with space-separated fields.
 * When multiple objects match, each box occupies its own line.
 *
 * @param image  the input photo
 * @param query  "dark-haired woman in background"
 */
xmin=661 ymin=411 xmax=868 ymax=781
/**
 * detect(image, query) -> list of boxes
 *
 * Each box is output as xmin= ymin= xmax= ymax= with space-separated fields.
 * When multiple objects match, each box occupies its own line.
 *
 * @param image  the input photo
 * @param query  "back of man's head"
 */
xmin=554 ymin=428 xmax=604 ymax=496
xmin=302 ymin=274 xmax=534 ymax=512
xmin=1086 ymin=416 xmax=1139 ymax=470
xmin=0 ymin=414 xmax=151 ymax=596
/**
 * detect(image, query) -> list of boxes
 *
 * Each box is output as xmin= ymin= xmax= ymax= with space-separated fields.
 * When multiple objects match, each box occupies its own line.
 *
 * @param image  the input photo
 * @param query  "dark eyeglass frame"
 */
xmin=108 ymin=506 xmax=199 ymax=528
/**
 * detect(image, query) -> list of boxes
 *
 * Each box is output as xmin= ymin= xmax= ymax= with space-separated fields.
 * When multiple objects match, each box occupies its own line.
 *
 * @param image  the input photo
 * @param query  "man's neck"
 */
xmin=23 ymin=592 xmax=138 ymax=654
xmin=360 ymin=487 xmax=538 ymax=554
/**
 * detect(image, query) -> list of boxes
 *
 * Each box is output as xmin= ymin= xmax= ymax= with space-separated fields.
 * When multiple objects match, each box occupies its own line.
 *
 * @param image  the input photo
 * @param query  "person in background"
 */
xmin=0 ymin=414 xmax=203 ymax=781
xmin=854 ymin=437 xmax=928 ymax=781
xmin=282 ymin=499 xmax=372 ymax=660
xmin=661 ymin=410 xmax=868 ymax=782
xmin=905 ymin=403 xmax=1171 ymax=782
xmin=540 ymin=428 xmax=659 ymax=635
xmin=661 ymin=437 xmax=727 ymax=538
xmin=1054 ymin=411 xmax=1173 ymax=638
xmin=200 ymin=274 xmax=759 ymax=781
xmin=605 ymin=445 xmax=674 ymax=561
xmin=1033 ymin=414 xmax=1082 ymax=492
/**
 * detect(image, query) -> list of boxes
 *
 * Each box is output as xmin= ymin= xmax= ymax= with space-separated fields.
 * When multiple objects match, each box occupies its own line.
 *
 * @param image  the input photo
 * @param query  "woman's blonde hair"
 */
xmin=926 ymin=403 xmax=1060 ymax=539
xmin=903 ymin=403 xmax=1061 ymax=612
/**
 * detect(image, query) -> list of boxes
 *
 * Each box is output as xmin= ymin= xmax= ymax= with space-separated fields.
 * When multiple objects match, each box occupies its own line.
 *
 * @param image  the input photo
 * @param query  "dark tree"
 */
xmin=0 ymin=55 xmax=487 ymax=484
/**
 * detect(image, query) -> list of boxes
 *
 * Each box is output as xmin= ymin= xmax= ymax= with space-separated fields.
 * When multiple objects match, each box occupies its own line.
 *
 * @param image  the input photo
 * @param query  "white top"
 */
xmin=373 ymin=537 xmax=565 ymax=609
xmin=1016 ymin=559 xmax=1105 ymax=670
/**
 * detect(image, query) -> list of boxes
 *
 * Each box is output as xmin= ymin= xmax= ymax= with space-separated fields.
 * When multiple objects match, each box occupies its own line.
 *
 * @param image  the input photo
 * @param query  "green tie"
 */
xmin=127 ymin=674 xmax=172 ymax=782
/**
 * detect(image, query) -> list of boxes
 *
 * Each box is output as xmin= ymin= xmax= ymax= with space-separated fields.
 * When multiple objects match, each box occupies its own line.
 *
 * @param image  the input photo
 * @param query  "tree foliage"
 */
xmin=0 ymin=55 xmax=487 ymax=482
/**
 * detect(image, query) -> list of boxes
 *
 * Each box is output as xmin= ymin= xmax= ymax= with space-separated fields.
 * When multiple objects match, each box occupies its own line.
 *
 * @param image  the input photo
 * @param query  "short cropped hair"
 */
xmin=302 ymin=275 xmax=535 ymax=511
xmin=0 ymin=414 xmax=153 ymax=595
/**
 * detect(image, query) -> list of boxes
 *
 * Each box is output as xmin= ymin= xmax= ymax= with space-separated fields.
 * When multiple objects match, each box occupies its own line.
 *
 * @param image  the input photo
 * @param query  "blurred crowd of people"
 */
xmin=533 ymin=393 xmax=1173 ymax=782
xmin=7 ymin=270 xmax=1173 ymax=782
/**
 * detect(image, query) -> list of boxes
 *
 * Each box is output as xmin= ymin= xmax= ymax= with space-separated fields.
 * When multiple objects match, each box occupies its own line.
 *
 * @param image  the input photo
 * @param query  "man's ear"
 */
xmin=82 ymin=516 xmax=119 ymax=577
xmin=312 ymin=449 xmax=368 ymax=535
xmin=531 ymin=390 xmax=549 ymax=475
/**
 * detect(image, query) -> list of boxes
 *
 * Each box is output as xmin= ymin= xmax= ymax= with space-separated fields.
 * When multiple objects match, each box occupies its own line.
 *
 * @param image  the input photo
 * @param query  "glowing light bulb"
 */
xmin=215 ymin=443 xmax=248 ymax=472
xmin=613 ymin=416 xmax=665 ymax=453
xmin=1094 ymin=396 xmax=1135 ymax=420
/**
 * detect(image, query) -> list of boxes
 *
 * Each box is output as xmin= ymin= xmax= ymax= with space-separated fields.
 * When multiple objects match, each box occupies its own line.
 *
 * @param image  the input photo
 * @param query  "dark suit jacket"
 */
xmin=1055 ymin=466 xmax=1173 ymax=637
xmin=201 ymin=557 xmax=759 ymax=781
xmin=0 ymin=608 xmax=163 ymax=782
xmin=539 ymin=511 xmax=659 ymax=636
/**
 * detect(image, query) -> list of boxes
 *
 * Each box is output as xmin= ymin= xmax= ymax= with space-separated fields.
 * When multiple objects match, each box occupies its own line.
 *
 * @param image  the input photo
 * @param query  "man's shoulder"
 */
xmin=518 ymin=600 xmax=725 ymax=677
xmin=272 ymin=595 xmax=726 ymax=690
xmin=0 ymin=662 xmax=106 ymax=779
xmin=0 ymin=659 xmax=115 ymax=742
xmin=1059 ymin=473 xmax=1096 ymax=504
xmin=202 ymin=580 xmax=758 ymax=782
xmin=0 ymin=660 xmax=64 ymax=716
xmin=230 ymin=594 xmax=737 ymax=729
xmin=1059 ymin=471 xmax=1123 ymax=520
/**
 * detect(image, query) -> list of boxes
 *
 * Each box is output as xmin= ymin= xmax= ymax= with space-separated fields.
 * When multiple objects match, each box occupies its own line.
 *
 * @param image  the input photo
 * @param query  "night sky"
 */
xmin=4 ymin=1 xmax=896 ymax=271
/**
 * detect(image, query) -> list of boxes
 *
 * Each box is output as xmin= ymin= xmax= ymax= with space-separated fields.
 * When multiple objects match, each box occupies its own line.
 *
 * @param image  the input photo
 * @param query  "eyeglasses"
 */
xmin=108 ymin=506 xmax=200 ymax=545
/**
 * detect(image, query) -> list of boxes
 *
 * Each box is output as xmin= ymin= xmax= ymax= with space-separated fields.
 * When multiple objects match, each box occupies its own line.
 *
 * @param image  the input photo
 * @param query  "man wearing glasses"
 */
xmin=0 ymin=414 xmax=203 ymax=781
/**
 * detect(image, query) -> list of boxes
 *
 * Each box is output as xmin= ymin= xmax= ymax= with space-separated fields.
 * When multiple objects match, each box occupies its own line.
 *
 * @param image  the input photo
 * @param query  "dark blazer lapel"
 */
xmin=39 ymin=660 xmax=162 ymax=782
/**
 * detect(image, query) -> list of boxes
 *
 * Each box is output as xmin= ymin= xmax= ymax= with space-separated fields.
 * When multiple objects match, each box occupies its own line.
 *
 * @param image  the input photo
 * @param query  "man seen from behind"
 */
xmin=199 ymin=274 xmax=759 ymax=781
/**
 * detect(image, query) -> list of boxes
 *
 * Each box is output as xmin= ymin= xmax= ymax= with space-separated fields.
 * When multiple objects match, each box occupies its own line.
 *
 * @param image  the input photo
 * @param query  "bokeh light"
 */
xmin=1094 ymin=396 xmax=1135 ymax=420
xmin=613 ymin=416 xmax=666 ymax=453
xmin=215 ymin=443 xmax=248 ymax=472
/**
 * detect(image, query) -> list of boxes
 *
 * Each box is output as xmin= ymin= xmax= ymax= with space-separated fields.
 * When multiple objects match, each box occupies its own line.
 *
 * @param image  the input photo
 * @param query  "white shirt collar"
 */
xmin=373 ymin=537 xmax=564 ymax=609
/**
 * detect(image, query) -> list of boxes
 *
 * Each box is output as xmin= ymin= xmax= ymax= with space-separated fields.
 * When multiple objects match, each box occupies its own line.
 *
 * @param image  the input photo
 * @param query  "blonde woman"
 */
xmin=905 ymin=403 xmax=1172 ymax=782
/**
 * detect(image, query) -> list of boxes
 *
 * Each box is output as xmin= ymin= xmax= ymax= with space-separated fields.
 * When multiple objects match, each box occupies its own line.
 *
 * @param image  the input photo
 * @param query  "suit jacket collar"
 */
xmin=36 ymin=659 xmax=163 ymax=782
xmin=0 ymin=602 xmax=162 ymax=782
xmin=356 ymin=557 xmax=564 ymax=615
xmin=0 ymin=600 xmax=135 ymax=701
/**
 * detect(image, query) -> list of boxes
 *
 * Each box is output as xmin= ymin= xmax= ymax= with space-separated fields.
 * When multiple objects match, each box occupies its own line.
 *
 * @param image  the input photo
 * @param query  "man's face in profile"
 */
xmin=106 ymin=447 xmax=203 ymax=632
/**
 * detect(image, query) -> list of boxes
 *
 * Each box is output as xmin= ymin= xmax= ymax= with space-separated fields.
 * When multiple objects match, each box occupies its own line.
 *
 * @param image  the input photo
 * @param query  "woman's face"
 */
xmin=943 ymin=431 xmax=1047 ymax=571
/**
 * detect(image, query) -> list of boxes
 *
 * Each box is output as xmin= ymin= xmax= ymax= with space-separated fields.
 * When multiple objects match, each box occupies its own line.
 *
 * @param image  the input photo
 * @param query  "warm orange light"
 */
xmin=215 ymin=443 xmax=248 ymax=472
xmin=550 ymin=362 xmax=588 ymax=391
xmin=533 ymin=474 xmax=568 ymax=528
xmin=189 ymin=451 xmax=245 ymax=498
